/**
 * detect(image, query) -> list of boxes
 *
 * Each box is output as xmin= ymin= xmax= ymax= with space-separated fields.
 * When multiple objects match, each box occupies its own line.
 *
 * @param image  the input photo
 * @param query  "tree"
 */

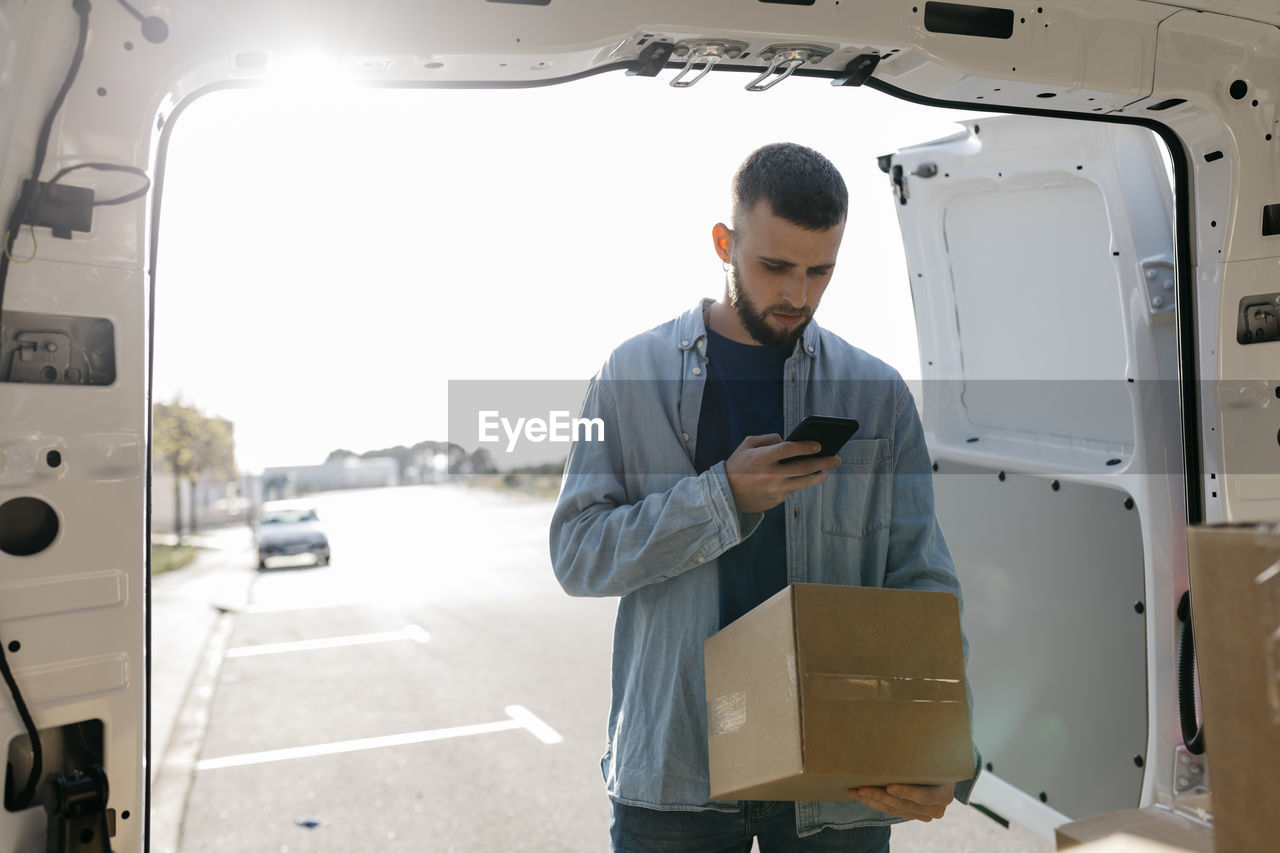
xmin=153 ymin=396 xmax=236 ymax=540
xmin=468 ymin=447 xmax=497 ymax=474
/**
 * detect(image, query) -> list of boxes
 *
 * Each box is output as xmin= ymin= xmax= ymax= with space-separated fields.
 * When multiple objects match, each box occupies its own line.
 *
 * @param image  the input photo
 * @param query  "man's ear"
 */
xmin=712 ymin=222 xmax=733 ymax=264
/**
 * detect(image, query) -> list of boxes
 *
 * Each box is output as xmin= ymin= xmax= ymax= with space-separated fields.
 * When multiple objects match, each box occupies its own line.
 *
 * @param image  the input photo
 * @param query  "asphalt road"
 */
xmin=151 ymin=483 xmax=1052 ymax=852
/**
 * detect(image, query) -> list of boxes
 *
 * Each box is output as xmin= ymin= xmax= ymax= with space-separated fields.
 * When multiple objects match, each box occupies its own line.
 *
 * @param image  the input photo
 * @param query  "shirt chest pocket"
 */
xmin=819 ymin=438 xmax=894 ymax=539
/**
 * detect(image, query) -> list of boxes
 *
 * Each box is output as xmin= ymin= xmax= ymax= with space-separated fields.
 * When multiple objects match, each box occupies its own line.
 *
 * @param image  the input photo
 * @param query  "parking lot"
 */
xmin=152 ymin=485 xmax=614 ymax=851
xmin=150 ymin=484 xmax=1049 ymax=852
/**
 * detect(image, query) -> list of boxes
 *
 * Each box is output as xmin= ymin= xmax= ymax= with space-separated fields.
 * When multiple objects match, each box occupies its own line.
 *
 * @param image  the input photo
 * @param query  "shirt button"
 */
xmin=807 ymin=346 xmax=815 ymax=353
xmin=682 ymin=432 xmax=690 ymax=442
xmin=681 ymin=340 xmax=690 ymax=347
xmin=692 ymin=367 xmax=702 ymax=376
xmin=697 ymin=556 xmax=706 ymax=563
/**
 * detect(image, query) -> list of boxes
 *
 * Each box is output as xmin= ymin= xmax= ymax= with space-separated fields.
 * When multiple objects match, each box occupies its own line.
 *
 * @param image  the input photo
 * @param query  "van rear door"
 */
xmin=880 ymin=115 xmax=1189 ymax=836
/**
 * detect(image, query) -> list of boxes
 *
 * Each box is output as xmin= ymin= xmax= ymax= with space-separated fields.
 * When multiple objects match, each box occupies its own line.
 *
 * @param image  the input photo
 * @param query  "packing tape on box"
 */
xmin=804 ymin=672 xmax=965 ymax=704
xmin=708 ymin=691 xmax=748 ymax=736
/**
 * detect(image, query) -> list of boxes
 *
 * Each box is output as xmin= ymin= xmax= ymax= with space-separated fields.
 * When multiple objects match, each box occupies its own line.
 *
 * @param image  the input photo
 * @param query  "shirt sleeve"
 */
xmin=548 ymin=375 xmax=764 ymax=598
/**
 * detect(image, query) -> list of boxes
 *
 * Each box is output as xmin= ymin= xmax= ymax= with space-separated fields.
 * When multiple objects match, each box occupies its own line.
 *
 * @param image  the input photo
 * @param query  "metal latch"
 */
xmin=0 ymin=311 xmax=116 ymax=386
xmin=627 ymin=41 xmax=677 ymax=78
xmin=1236 ymin=291 xmax=1280 ymax=344
xmin=745 ymin=44 xmax=832 ymax=92
xmin=44 ymin=765 xmax=113 ymax=853
xmin=668 ymin=40 xmax=748 ymax=88
xmin=12 ymin=333 xmax=73 ymax=384
xmin=1245 ymin=304 xmax=1278 ymax=340
xmin=832 ymin=53 xmax=880 ymax=87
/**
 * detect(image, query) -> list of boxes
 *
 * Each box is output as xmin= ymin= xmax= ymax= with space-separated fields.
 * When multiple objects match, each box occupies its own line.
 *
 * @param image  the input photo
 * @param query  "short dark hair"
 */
xmin=732 ymin=142 xmax=848 ymax=231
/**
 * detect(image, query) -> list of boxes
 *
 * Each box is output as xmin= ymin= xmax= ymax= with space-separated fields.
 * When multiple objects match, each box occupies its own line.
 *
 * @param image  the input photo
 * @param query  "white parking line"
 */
xmin=504 ymin=704 xmax=564 ymax=744
xmin=195 ymin=705 xmax=563 ymax=771
xmin=225 ymin=625 xmax=430 ymax=658
xmin=228 ymin=601 xmax=375 ymax=615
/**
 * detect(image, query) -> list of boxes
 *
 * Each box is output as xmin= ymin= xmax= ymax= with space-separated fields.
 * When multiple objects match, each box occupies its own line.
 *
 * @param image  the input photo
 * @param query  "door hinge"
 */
xmin=891 ymin=164 xmax=908 ymax=205
xmin=1140 ymin=259 xmax=1176 ymax=314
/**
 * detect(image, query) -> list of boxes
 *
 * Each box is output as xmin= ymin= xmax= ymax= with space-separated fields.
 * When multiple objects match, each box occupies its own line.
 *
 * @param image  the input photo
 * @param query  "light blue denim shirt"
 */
xmin=550 ymin=298 xmax=981 ymax=837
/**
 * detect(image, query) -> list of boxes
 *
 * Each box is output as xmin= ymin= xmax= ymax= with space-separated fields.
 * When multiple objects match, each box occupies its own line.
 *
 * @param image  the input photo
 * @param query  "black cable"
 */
xmin=0 ymin=0 xmax=92 ymax=316
xmin=1177 ymin=591 xmax=1205 ymax=755
xmin=114 ymin=0 xmax=143 ymax=23
xmin=47 ymin=163 xmax=152 ymax=207
xmin=0 ymin=643 xmax=42 ymax=810
xmin=115 ymin=0 xmax=168 ymax=43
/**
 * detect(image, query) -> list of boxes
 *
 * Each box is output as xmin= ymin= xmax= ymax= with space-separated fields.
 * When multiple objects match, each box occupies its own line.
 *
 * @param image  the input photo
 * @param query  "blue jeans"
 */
xmin=610 ymin=800 xmax=892 ymax=852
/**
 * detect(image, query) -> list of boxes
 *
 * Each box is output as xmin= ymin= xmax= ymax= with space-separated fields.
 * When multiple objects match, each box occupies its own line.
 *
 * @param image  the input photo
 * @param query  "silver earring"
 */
xmin=722 ymin=261 xmax=731 ymax=273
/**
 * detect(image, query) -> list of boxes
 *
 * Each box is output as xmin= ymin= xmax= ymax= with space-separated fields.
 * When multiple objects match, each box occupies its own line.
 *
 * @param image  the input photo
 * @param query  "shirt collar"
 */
xmin=676 ymin=298 xmax=715 ymax=352
xmin=678 ymin=297 xmax=821 ymax=359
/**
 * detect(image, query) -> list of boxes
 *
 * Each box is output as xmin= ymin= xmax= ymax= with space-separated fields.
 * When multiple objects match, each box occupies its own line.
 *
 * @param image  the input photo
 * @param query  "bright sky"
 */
xmin=153 ymin=70 xmax=989 ymax=472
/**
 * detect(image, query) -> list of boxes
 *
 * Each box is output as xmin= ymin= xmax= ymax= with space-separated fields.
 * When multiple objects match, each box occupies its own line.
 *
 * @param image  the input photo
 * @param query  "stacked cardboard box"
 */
xmin=1184 ymin=524 xmax=1280 ymax=853
xmin=1055 ymin=805 xmax=1213 ymax=851
xmin=1064 ymin=834 xmax=1205 ymax=853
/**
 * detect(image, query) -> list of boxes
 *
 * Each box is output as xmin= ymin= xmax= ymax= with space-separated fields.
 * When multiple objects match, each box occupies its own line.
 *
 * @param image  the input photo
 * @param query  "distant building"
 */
xmin=153 ymin=472 xmax=260 ymax=534
xmin=261 ymin=456 xmax=399 ymax=501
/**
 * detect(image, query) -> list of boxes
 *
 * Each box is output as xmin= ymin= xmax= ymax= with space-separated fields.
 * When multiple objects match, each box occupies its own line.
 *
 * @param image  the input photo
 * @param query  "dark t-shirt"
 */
xmin=694 ymin=326 xmax=790 ymax=628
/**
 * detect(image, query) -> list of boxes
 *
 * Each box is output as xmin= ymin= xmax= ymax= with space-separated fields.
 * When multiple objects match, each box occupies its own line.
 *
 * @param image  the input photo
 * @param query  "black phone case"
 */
xmin=781 ymin=416 xmax=860 ymax=461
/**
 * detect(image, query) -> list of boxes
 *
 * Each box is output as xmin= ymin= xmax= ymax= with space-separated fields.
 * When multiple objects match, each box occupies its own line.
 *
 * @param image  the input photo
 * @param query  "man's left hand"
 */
xmin=847 ymin=783 xmax=953 ymax=822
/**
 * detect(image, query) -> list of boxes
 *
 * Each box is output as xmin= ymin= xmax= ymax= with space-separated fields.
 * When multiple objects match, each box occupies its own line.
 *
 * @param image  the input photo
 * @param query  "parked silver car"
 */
xmin=254 ymin=500 xmax=331 ymax=569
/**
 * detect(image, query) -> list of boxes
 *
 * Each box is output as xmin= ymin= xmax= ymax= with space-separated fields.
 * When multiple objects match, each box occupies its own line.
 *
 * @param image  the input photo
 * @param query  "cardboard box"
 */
xmin=1055 ymin=805 xmax=1214 ymax=851
xmin=703 ymin=583 xmax=973 ymax=801
xmin=1064 ymin=834 xmax=1206 ymax=853
xmin=1185 ymin=524 xmax=1280 ymax=853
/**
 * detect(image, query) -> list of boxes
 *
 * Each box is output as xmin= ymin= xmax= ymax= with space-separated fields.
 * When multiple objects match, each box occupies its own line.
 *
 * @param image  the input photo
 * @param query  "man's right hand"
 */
xmin=724 ymin=433 xmax=842 ymax=515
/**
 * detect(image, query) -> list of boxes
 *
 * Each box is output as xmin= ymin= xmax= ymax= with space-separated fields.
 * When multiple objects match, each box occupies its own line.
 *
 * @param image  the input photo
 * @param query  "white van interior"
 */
xmin=2 ymin=1 xmax=1278 ymax=850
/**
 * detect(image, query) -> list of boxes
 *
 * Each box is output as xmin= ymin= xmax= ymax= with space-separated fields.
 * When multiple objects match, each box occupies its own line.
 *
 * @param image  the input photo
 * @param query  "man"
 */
xmin=550 ymin=143 xmax=979 ymax=851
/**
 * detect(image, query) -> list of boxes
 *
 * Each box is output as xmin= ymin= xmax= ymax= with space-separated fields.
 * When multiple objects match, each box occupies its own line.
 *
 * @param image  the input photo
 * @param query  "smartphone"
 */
xmin=779 ymin=415 xmax=860 ymax=462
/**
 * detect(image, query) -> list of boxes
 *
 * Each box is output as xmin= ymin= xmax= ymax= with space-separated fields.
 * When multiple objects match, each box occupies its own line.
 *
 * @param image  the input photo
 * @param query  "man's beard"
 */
xmin=727 ymin=260 xmax=812 ymax=348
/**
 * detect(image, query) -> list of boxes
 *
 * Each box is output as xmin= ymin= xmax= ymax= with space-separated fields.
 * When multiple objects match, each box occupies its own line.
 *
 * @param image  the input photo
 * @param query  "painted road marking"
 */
xmin=504 ymin=703 xmax=564 ymax=744
xmin=225 ymin=625 xmax=430 ymax=658
xmin=195 ymin=705 xmax=562 ymax=770
xmin=221 ymin=601 xmax=376 ymax=615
